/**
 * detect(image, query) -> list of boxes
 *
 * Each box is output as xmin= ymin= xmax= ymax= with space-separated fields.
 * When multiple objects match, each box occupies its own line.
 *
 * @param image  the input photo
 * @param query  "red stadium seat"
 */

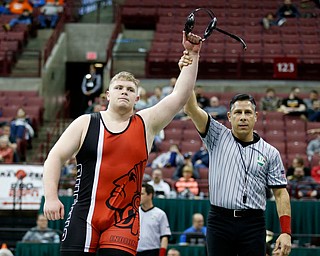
xmin=180 ymin=140 xmax=202 ymax=154
xmin=286 ymin=141 xmax=307 ymax=155
xmin=182 ymin=129 xmax=201 ymax=143
xmin=198 ymin=167 xmax=209 ymax=180
xmin=286 ymin=130 xmax=307 ymax=143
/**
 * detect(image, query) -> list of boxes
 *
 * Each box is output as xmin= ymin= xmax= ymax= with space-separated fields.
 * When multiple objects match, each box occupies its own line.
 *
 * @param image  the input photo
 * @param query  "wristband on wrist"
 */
xmin=280 ymin=215 xmax=291 ymax=235
xmin=159 ymin=248 xmax=166 ymax=256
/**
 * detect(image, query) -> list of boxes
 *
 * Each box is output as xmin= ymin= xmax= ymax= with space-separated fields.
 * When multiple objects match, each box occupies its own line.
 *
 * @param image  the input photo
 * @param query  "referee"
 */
xmin=137 ymin=183 xmax=171 ymax=256
xmin=177 ymin=52 xmax=291 ymax=255
xmin=182 ymin=89 xmax=292 ymax=256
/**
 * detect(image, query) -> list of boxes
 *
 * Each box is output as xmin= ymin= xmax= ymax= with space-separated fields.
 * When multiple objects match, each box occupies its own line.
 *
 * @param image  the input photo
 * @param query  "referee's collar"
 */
xmin=233 ymin=132 xmax=260 ymax=147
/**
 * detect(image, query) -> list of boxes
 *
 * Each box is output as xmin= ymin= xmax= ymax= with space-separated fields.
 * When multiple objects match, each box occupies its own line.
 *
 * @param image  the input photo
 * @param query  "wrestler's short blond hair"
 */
xmin=109 ymin=71 xmax=140 ymax=88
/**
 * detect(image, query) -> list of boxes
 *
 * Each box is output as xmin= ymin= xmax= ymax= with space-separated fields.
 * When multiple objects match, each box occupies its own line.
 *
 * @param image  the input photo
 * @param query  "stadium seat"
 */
xmin=180 ymin=140 xmax=202 ymax=154
xmin=161 ymin=167 xmax=175 ymax=179
xmin=198 ymin=167 xmax=209 ymax=180
xmin=286 ymin=141 xmax=307 ymax=155
xmin=164 ymin=129 xmax=183 ymax=142
xmin=284 ymin=116 xmax=306 ymax=132
xmin=182 ymin=129 xmax=201 ymax=143
xmin=286 ymin=130 xmax=307 ymax=143
xmin=264 ymin=130 xmax=285 ymax=144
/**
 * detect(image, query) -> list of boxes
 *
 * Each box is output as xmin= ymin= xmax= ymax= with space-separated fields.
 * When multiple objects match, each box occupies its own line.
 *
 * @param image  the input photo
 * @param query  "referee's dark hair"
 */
xmin=142 ymin=183 xmax=155 ymax=198
xmin=229 ymin=93 xmax=257 ymax=111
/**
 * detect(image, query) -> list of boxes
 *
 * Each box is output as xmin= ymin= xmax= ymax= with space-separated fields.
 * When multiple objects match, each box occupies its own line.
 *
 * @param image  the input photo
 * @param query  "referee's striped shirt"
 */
xmin=201 ymin=115 xmax=287 ymax=211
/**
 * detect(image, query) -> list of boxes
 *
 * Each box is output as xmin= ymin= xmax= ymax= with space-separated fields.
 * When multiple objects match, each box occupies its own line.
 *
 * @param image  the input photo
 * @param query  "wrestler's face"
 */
xmin=107 ymin=80 xmax=139 ymax=110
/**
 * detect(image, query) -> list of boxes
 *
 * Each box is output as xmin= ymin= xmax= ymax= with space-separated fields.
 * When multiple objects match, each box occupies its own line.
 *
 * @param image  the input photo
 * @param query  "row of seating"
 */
xmin=0 ymin=90 xmax=39 ymax=97
xmin=0 ymin=17 xmax=30 ymax=76
xmin=119 ymin=0 xmax=320 ymax=79
xmin=122 ymin=0 xmax=320 ymax=13
xmin=0 ymin=91 xmax=44 ymax=133
xmin=158 ymin=116 xmax=319 ymax=169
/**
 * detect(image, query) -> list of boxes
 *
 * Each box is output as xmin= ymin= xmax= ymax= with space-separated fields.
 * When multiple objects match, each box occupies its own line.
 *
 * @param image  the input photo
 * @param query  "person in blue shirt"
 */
xmin=179 ymin=213 xmax=207 ymax=243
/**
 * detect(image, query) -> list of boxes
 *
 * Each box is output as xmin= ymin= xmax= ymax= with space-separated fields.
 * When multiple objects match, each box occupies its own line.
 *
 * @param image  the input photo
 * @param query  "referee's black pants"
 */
xmin=206 ymin=206 xmax=266 ymax=256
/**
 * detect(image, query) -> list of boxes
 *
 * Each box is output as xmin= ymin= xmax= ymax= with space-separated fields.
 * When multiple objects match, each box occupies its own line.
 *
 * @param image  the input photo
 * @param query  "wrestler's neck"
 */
xmin=104 ymin=106 xmax=134 ymax=122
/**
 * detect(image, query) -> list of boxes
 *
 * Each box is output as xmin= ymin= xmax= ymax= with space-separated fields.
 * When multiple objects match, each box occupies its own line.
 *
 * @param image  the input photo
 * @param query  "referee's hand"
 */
xmin=273 ymin=233 xmax=291 ymax=256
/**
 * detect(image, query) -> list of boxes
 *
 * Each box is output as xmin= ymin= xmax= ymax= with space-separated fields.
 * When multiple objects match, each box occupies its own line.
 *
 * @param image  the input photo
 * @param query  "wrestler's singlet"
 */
xmin=61 ymin=113 xmax=148 ymax=254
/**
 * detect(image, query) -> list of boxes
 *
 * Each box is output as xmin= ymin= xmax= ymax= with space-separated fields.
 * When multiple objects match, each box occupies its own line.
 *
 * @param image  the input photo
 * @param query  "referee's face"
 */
xmin=228 ymin=100 xmax=257 ymax=142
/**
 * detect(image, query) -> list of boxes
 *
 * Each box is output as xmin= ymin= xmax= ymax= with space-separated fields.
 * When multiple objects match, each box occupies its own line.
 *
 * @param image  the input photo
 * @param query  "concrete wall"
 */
xmin=40 ymin=23 xmax=115 ymax=121
xmin=66 ymin=23 xmax=115 ymax=62
xmin=41 ymin=33 xmax=67 ymax=121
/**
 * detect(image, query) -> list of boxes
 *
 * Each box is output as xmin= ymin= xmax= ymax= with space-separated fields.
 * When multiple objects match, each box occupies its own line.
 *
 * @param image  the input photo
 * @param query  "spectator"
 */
xmin=276 ymin=0 xmax=301 ymax=19
xmin=22 ymin=214 xmax=60 ymax=243
xmin=0 ymin=1 xmax=10 ymax=14
xmin=308 ymin=128 xmax=320 ymax=134
xmin=287 ymin=166 xmax=319 ymax=199
xmin=192 ymin=143 xmax=209 ymax=175
xmin=29 ymin=0 xmax=46 ymax=7
xmin=278 ymin=87 xmax=307 ymax=120
xmin=38 ymin=0 xmax=63 ymax=29
xmin=148 ymin=168 xmax=171 ymax=198
xmin=172 ymin=152 xmax=200 ymax=180
xmin=311 ymin=158 xmax=320 ymax=183
xmin=0 ymin=243 xmax=13 ymax=256
xmin=307 ymin=134 xmax=320 ymax=162
xmin=0 ymin=124 xmax=19 ymax=162
xmin=175 ymin=165 xmax=199 ymax=198
xmin=162 ymin=77 xmax=176 ymax=98
xmin=59 ymin=156 xmax=77 ymax=194
xmin=195 ymin=85 xmax=209 ymax=109
xmin=81 ymin=64 xmax=102 ymax=114
xmin=151 ymin=129 xmax=165 ymax=153
xmin=61 ymin=155 xmax=77 ymax=177
xmin=84 ymin=93 xmax=107 ymax=114
xmin=135 ymin=87 xmax=149 ymax=111
xmin=151 ymin=144 xmax=184 ymax=169
xmin=307 ymin=100 xmax=320 ymax=122
xmin=204 ymin=96 xmax=227 ymax=120
xmin=259 ymin=88 xmax=282 ymax=112
xmin=286 ymin=156 xmax=311 ymax=176
xmin=7 ymin=0 xmax=32 ymax=15
xmin=148 ymin=86 xmax=163 ymax=107
xmin=2 ymin=8 xmax=32 ymax=32
xmin=143 ymin=173 xmax=152 ymax=183
xmin=167 ymin=248 xmax=180 ymax=256
xmin=179 ymin=213 xmax=207 ymax=244
xmin=0 ymin=135 xmax=14 ymax=163
xmin=261 ymin=12 xmax=287 ymax=30
xmin=137 ymin=183 xmax=171 ymax=256
xmin=303 ymin=90 xmax=319 ymax=111
xmin=10 ymin=107 xmax=34 ymax=149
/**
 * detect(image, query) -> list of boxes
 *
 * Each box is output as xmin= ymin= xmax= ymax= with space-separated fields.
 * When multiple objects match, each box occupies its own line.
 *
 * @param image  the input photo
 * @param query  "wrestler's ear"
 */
xmin=135 ymin=95 xmax=140 ymax=103
xmin=106 ymin=90 xmax=110 ymax=101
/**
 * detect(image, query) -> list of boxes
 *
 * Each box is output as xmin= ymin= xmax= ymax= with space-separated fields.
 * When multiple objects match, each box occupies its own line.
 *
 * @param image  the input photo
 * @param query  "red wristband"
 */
xmin=159 ymin=248 xmax=166 ymax=256
xmin=280 ymin=215 xmax=291 ymax=235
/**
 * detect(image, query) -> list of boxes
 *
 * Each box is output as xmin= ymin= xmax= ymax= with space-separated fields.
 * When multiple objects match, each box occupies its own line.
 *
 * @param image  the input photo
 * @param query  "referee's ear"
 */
xmin=254 ymin=111 xmax=259 ymax=122
xmin=227 ymin=112 xmax=231 ymax=122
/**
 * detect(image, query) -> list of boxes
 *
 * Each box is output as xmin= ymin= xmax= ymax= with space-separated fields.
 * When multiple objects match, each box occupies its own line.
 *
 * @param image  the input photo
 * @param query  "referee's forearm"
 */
xmin=273 ymin=188 xmax=291 ymax=217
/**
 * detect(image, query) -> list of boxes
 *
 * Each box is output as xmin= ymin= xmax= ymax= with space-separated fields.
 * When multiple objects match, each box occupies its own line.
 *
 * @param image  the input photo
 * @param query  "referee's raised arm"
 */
xmin=184 ymin=91 xmax=208 ymax=134
xmin=178 ymin=53 xmax=208 ymax=134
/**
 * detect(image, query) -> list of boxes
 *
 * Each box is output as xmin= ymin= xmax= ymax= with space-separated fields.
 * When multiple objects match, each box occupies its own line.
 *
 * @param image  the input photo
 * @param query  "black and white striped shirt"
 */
xmin=201 ymin=116 xmax=287 ymax=211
